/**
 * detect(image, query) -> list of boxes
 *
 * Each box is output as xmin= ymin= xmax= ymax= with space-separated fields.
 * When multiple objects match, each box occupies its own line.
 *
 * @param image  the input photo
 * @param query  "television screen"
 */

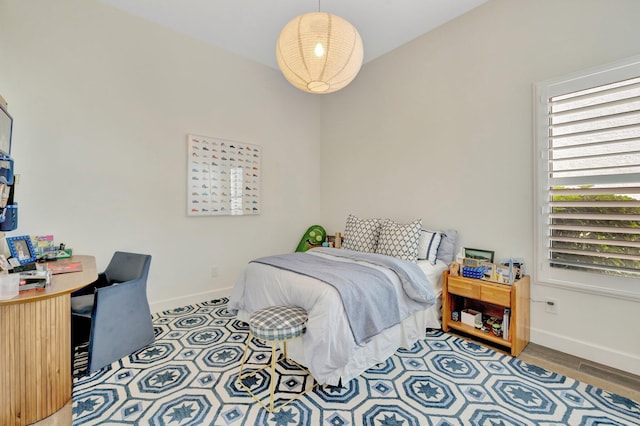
xmin=0 ymin=103 xmax=12 ymax=157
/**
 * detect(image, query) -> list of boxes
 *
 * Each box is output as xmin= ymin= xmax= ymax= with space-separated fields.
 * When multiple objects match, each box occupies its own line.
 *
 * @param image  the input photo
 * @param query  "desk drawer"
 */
xmin=481 ymin=284 xmax=511 ymax=306
xmin=448 ymin=278 xmax=481 ymax=299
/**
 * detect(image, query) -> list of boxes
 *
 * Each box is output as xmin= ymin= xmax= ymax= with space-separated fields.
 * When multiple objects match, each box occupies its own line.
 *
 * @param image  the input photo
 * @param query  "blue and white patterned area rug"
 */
xmin=72 ymin=299 xmax=640 ymax=425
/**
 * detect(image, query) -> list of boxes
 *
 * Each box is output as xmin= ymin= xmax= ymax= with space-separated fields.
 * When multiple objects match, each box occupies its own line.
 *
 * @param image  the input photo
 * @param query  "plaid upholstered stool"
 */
xmin=237 ymin=305 xmax=315 ymax=412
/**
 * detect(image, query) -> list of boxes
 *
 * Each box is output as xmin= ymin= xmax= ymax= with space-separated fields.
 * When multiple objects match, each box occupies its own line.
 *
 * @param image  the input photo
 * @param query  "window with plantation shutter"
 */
xmin=535 ymin=56 xmax=640 ymax=299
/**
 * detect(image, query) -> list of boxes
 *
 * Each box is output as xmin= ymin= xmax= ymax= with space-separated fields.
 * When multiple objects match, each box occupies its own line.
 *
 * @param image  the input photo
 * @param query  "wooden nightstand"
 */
xmin=442 ymin=271 xmax=530 ymax=356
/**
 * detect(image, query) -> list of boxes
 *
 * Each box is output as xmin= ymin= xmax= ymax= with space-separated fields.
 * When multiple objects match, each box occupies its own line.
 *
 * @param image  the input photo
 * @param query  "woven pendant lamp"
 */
xmin=276 ymin=12 xmax=364 ymax=94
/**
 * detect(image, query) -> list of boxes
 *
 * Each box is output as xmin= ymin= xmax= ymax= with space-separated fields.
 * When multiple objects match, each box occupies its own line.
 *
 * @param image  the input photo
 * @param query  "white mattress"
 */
xmin=416 ymin=259 xmax=446 ymax=329
xmin=229 ymin=252 xmax=448 ymax=386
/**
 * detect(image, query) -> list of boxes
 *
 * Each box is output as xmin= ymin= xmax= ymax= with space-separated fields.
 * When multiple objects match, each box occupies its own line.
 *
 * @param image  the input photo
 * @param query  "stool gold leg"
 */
xmin=238 ymin=333 xmax=252 ymax=378
xmin=269 ymin=343 xmax=277 ymax=412
xmin=238 ymin=333 xmax=316 ymax=413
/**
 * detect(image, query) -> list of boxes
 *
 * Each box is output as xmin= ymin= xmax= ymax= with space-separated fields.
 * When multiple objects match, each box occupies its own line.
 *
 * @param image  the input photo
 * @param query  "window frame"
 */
xmin=534 ymin=54 xmax=640 ymax=301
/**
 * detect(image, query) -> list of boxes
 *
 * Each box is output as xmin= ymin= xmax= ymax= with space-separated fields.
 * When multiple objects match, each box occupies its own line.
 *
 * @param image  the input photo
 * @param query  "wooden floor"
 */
xmin=517 ymin=342 xmax=640 ymax=402
xmin=32 ymin=341 xmax=640 ymax=425
xmin=442 ymin=329 xmax=640 ymax=403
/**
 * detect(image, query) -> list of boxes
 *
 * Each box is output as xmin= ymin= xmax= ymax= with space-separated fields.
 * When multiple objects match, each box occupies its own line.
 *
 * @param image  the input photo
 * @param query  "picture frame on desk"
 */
xmin=6 ymin=235 xmax=37 ymax=265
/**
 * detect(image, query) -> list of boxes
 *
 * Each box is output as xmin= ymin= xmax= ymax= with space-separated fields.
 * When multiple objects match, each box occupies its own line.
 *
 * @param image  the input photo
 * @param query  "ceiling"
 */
xmin=97 ymin=0 xmax=488 ymax=70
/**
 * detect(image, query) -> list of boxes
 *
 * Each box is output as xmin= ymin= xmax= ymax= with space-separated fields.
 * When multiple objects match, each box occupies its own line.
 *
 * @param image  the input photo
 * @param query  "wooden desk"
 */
xmin=0 ymin=255 xmax=97 ymax=425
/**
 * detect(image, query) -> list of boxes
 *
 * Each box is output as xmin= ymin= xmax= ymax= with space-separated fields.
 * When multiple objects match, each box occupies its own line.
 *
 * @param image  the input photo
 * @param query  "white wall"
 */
xmin=0 ymin=0 xmax=322 ymax=311
xmin=319 ymin=0 xmax=640 ymax=375
xmin=2 ymin=0 xmax=639 ymax=376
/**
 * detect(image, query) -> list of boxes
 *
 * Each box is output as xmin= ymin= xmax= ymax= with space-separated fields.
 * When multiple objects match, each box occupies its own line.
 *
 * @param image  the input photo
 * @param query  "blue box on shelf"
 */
xmin=462 ymin=265 xmax=484 ymax=279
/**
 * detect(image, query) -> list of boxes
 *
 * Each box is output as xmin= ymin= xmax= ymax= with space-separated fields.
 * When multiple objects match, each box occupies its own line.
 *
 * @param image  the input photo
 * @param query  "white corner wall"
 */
xmin=319 ymin=0 xmax=640 ymax=375
xmin=2 ymin=0 xmax=639 ymax=377
xmin=0 ymin=0 xmax=322 ymax=311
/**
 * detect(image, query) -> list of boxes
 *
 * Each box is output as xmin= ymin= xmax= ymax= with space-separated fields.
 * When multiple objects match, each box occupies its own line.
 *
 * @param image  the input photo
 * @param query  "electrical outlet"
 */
xmin=211 ymin=266 xmax=219 ymax=278
xmin=545 ymin=298 xmax=558 ymax=314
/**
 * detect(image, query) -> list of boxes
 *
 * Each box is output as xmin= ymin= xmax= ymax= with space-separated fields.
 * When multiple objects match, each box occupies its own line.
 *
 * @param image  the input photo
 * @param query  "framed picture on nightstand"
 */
xmin=464 ymin=247 xmax=494 ymax=263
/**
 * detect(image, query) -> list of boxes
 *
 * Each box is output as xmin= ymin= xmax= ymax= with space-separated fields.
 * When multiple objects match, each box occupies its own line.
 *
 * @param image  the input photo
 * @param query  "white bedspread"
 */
xmin=228 ymin=249 xmax=448 ymax=385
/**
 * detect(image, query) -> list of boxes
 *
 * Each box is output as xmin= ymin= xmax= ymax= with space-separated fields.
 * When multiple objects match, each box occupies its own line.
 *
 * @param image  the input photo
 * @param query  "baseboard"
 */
xmin=530 ymin=326 xmax=640 ymax=377
xmin=149 ymin=287 xmax=233 ymax=313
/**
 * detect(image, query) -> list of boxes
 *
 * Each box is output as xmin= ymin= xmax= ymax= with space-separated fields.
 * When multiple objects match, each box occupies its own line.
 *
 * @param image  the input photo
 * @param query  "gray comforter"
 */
xmin=251 ymin=248 xmax=435 ymax=345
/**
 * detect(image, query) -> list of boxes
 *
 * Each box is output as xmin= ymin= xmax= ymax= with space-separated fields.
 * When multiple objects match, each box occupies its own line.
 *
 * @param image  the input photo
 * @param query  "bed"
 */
xmin=228 ymin=217 xmax=456 ymax=386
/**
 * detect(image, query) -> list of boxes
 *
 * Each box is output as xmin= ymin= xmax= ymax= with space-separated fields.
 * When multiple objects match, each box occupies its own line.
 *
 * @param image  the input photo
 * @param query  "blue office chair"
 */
xmin=71 ymin=251 xmax=153 ymax=374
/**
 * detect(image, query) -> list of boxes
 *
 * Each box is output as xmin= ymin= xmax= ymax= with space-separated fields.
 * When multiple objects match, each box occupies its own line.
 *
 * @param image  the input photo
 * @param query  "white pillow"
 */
xmin=417 ymin=229 xmax=443 ymax=264
xmin=375 ymin=219 xmax=422 ymax=261
xmin=342 ymin=214 xmax=382 ymax=253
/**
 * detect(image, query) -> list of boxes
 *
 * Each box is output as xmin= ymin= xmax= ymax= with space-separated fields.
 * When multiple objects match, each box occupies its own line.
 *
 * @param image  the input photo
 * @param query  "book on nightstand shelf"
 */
xmin=503 ymin=308 xmax=510 ymax=341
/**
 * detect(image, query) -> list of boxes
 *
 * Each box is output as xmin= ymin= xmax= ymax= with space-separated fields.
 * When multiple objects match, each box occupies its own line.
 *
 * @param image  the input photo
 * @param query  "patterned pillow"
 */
xmin=342 ymin=214 xmax=382 ymax=253
xmin=417 ymin=229 xmax=443 ymax=264
xmin=375 ymin=219 xmax=422 ymax=261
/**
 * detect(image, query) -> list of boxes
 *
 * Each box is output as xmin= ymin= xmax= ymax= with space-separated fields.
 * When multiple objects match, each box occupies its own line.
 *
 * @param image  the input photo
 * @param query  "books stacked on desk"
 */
xmin=43 ymin=260 xmax=82 ymax=275
xmin=11 ymin=262 xmax=37 ymax=273
xmin=18 ymin=270 xmax=51 ymax=293
xmin=32 ymin=235 xmax=73 ymax=260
